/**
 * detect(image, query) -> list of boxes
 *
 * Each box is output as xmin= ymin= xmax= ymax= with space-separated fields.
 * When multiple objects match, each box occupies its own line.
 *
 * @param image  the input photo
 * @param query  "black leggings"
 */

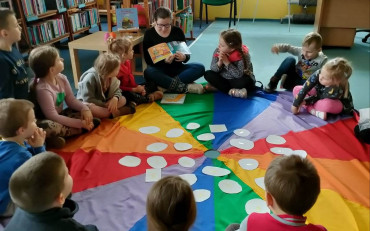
xmin=204 ymin=70 xmax=255 ymax=93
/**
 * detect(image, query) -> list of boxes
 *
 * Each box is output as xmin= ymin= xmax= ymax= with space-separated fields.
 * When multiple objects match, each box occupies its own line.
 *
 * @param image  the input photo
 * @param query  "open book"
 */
xmin=115 ymin=8 xmax=139 ymax=31
xmin=160 ymin=94 xmax=186 ymax=104
xmin=148 ymin=41 xmax=191 ymax=64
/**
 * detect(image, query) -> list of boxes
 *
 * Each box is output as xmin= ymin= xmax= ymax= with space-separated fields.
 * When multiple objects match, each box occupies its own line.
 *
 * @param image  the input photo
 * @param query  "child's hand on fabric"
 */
xmin=106 ymin=97 xmax=119 ymax=113
xmin=218 ymin=52 xmax=230 ymax=66
xmin=81 ymin=109 xmax=93 ymax=125
xmin=82 ymin=120 xmax=94 ymax=131
xmin=27 ymin=127 xmax=46 ymax=147
xmin=174 ymin=52 xmax=186 ymax=62
xmin=291 ymin=105 xmax=300 ymax=114
xmin=164 ymin=54 xmax=175 ymax=64
xmin=271 ymin=46 xmax=279 ymax=54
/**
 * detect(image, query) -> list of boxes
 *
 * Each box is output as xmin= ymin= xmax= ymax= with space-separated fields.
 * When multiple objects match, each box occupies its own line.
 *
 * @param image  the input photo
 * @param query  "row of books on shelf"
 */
xmin=66 ymin=0 xmax=95 ymax=8
xmin=150 ymin=0 xmax=190 ymax=12
xmin=27 ymin=17 xmax=67 ymax=45
xmin=20 ymin=0 xmax=48 ymax=17
xmin=174 ymin=11 xmax=193 ymax=34
xmin=69 ymin=8 xmax=99 ymax=32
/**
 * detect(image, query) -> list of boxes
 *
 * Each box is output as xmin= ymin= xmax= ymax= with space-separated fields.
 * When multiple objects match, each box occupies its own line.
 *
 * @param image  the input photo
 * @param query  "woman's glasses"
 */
xmin=156 ymin=23 xmax=171 ymax=29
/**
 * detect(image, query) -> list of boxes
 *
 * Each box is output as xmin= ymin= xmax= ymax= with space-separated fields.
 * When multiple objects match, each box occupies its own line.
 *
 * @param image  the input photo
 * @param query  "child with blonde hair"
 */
xmin=0 ymin=10 xmax=33 ymax=99
xmin=291 ymin=57 xmax=353 ymax=120
xmin=29 ymin=45 xmax=98 ymax=149
xmin=77 ymin=52 xmax=135 ymax=118
xmin=146 ymin=176 xmax=196 ymax=231
xmin=204 ymin=29 xmax=256 ymax=98
xmin=106 ymin=35 xmax=163 ymax=104
xmin=265 ymin=32 xmax=328 ymax=92
xmin=226 ymin=155 xmax=326 ymax=231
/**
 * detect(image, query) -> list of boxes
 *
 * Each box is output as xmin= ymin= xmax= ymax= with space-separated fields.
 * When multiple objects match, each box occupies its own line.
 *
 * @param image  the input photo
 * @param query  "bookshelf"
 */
xmin=12 ymin=0 xmax=101 ymax=50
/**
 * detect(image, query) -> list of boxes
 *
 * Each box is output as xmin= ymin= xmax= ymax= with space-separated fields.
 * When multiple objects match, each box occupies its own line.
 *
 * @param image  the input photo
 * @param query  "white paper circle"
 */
xmin=193 ymin=189 xmax=211 ymax=202
xmin=233 ymin=129 xmax=251 ymax=137
xmin=266 ymin=135 xmax=286 ymax=144
xmin=291 ymin=150 xmax=307 ymax=158
xmin=174 ymin=143 xmax=193 ymax=151
xmin=139 ymin=126 xmax=160 ymax=134
xmin=146 ymin=142 xmax=168 ymax=152
xmin=218 ymin=179 xmax=242 ymax=194
xmin=270 ymin=147 xmax=293 ymax=155
xmin=230 ymin=138 xmax=254 ymax=150
xmin=147 ymin=156 xmax=167 ymax=169
xmin=178 ymin=157 xmax=195 ymax=168
xmin=238 ymin=159 xmax=259 ymax=170
xmin=118 ymin=156 xmax=141 ymax=167
xmin=179 ymin=174 xmax=197 ymax=186
xmin=254 ymin=177 xmax=265 ymax=190
xmin=245 ymin=199 xmax=270 ymax=214
xmin=186 ymin=122 xmax=200 ymax=130
xmin=202 ymin=166 xmax=231 ymax=176
xmin=166 ymin=128 xmax=184 ymax=138
xmin=197 ymin=133 xmax=215 ymax=141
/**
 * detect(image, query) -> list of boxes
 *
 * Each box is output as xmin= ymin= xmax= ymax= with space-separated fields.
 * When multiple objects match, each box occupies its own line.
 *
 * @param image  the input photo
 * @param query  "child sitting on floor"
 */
xmin=77 ymin=52 xmax=136 ymax=118
xmin=0 ymin=98 xmax=45 ymax=217
xmin=204 ymin=29 xmax=256 ymax=98
xmin=265 ymin=32 xmax=328 ymax=92
xmin=225 ymin=155 xmax=326 ymax=231
xmin=106 ymin=34 xmax=163 ymax=104
xmin=146 ymin=175 xmax=196 ymax=231
xmin=29 ymin=45 xmax=98 ymax=149
xmin=291 ymin=57 xmax=353 ymax=120
xmin=5 ymin=151 xmax=98 ymax=231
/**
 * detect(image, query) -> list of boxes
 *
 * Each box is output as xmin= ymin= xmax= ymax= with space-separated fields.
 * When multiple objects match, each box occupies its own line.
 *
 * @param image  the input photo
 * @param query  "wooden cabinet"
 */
xmin=12 ymin=0 xmax=101 ymax=51
xmin=314 ymin=0 xmax=370 ymax=47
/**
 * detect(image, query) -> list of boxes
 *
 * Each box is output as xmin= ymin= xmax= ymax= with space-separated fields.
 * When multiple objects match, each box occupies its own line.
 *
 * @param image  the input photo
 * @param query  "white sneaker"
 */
xmin=310 ymin=109 xmax=327 ymax=120
xmin=187 ymin=83 xmax=204 ymax=94
xmin=228 ymin=88 xmax=247 ymax=98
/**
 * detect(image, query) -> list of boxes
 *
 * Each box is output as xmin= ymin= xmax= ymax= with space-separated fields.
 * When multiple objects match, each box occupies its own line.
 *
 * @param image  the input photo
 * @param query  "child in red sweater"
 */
xmin=106 ymin=34 xmax=163 ymax=104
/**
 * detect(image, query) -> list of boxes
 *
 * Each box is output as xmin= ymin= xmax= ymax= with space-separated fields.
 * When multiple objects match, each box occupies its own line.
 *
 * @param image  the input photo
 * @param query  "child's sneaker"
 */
xmin=310 ymin=109 xmax=327 ymax=120
xmin=148 ymin=91 xmax=164 ymax=102
xmin=187 ymin=83 xmax=204 ymax=94
xmin=46 ymin=136 xmax=66 ymax=149
xmin=228 ymin=88 xmax=247 ymax=98
xmin=264 ymin=76 xmax=280 ymax=93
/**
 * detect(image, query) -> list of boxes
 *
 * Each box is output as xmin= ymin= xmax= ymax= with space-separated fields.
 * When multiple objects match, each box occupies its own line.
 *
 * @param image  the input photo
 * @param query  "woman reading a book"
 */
xmin=143 ymin=7 xmax=205 ymax=94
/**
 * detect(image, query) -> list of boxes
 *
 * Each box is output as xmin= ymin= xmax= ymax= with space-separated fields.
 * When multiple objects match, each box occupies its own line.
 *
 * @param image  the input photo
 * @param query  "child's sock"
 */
xmin=112 ymin=102 xmax=136 ymax=118
xmin=148 ymin=91 xmax=164 ymax=102
xmin=204 ymin=84 xmax=218 ymax=92
xmin=309 ymin=109 xmax=327 ymax=120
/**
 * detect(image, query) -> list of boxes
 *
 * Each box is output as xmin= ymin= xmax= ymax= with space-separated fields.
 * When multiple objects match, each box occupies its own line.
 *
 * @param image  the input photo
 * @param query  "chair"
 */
xmin=200 ymin=0 xmax=237 ymax=28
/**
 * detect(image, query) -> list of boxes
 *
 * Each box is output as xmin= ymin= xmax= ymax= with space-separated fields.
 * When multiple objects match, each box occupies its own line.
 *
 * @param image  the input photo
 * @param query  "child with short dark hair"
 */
xmin=146 ymin=175 xmax=197 ymax=231
xmin=5 ymin=151 xmax=98 ymax=231
xmin=0 ymin=98 xmax=45 ymax=217
xmin=226 ymin=155 xmax=326 ymax=231
xmin=29 ymin=45 xmax=98 ymax=149
xmin=77 ymin=52 xmax=136 ymax=118
xmin=106 ymin=35 xmax=163 ymax=104
xmin=204 ymin=29 xmax=256 ymax=98
xmin=265 ymin=32 xmax=328 ymax=92
xmin=0 ymin=10 xmax=33 ymax=100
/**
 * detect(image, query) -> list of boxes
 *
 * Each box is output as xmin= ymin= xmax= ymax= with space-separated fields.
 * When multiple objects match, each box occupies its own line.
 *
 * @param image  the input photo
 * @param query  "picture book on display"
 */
xmin=160 ymin=94 xmax=186 ymax=104
xmin=115 ymin=8 xmax=139 ymax=31
xmin=148 ymin=41 xmax=191 ymax=64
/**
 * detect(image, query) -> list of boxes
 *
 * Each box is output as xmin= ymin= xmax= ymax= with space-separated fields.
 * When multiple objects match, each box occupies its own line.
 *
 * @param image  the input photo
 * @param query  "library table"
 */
xmin=68 ymin=31 xmax=145 ymax=89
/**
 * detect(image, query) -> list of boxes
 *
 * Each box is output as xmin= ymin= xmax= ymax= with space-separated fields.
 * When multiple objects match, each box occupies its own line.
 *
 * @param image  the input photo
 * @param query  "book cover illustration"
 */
xmin=115 ymin=8 xmax=139 ymax=31
xmin=148 ymin=41 xmax=191 ymax=64
xmin=160 ymin=94 xmax=186 ymax=104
